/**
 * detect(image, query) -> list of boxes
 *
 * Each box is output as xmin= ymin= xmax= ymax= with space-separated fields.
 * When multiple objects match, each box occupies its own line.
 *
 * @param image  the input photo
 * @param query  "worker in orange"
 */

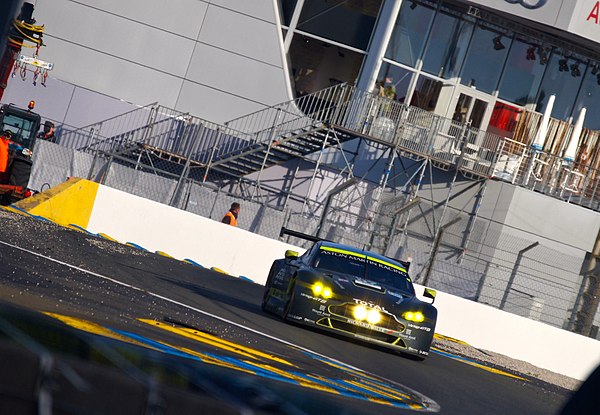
xmin=221 ymin=202 xmax=240 ymax=226
xmin=0 ymin=131 xmax=13 ymax=180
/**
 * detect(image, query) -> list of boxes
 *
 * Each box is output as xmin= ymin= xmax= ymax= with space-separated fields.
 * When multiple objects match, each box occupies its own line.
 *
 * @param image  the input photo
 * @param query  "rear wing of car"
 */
xmin=279 ymin=227 xmax=325 ymax=243
xmin=279 ymin=227 xmax=410 ymax=271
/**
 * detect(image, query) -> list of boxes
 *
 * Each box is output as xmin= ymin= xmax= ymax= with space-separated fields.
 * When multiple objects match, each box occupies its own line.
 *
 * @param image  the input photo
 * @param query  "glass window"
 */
xmin=314 ymin=248 xmax=414 ymax=294
xmin=375 ymin=62 xmax=413 ymax=103
xmin=289 ymin=36 xmax=364 ymax=97
xmin=460 ymin=25 xmax=510 ymax=94
xmin=385 ymin=1 xmax=435 ymax=67
xmin=279 ymin=0 xmax=298 ymax=26
xmin=488 ymin=102 xmax=522 ymax=139
xmin=573 ymin=63 xmax=600 ymax=131
xmin=2 ymin=113 xmax=36 ymax=148
xmin=296 ymin=0 xmax=382 ymax=50
xmin=421 ymin=9 xmax=473 ymax=79
xmin=411 ymin=75 xmax=443 ymax=111
xmin=536 ymin=54 xmax=585 ymax=120
xmin=498 ymin=41 xmax=548 ymax=105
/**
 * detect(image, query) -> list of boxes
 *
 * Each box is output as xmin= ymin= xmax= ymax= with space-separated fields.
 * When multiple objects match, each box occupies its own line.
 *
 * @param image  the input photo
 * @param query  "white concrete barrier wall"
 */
xmin=87 ymin=184 xmax=600 ymax=381
xmin=87 ymin=185 xmax=305 ymax=282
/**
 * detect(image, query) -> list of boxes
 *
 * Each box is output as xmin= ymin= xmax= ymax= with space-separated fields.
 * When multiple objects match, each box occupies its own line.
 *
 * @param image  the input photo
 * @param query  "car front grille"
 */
xmin=327 ymin=303 xmax=405 ymax=333
xmin=316 ymin=317 xmax=407 ymax=347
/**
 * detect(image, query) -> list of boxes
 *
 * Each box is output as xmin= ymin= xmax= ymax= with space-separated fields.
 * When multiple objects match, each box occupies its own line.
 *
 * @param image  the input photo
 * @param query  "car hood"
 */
xmin=327 ymin=273 xmax=417 ymax=308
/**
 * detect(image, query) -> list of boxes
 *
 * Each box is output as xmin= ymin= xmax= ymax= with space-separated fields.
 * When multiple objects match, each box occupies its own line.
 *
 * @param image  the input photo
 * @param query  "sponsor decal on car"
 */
xmin=352 ymin=298 xmax=389 ymax=314
xmin=407 ymin=323 xmax=431 ymax=332
xmin=300 ymin=292 xmax=326 ymax=303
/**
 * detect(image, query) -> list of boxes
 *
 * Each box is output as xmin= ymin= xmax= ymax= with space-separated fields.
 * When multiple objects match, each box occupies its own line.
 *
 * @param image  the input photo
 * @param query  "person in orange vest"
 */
xmin=221 ymin=202 xmax=240 ymax=226
xmin=0 ymin=131 xmax=13 ymax=180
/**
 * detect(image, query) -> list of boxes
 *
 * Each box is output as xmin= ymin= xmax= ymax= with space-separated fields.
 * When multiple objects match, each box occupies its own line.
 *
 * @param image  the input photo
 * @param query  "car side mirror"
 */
xmin=423 ymin=288 xmax=436 ymax=304
xmin=285 ymin=250 xmax=299 ymax=262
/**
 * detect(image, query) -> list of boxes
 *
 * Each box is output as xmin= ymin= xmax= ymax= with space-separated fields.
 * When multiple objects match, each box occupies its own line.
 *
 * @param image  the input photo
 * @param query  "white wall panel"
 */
xmin=61 ymin=87 xmax=139 ymax=127
xmin=63 ymin=0 xmax=209 ymax=40
xmin=175 ymin=80 xmax=267 ymax=124
xmin=210 ymin=0 xmax=278 ymax=22
xmin=505 ymin=186 xmax=600 ymax=251
xmin=199 ymin=4 xmax=284 ymax=67
xmin=44 ymin=38 xmax=184 ymax=108
xmin=4 ymin=75 xmax=140 ymax=127
xmin=184 ymin=43 xmax=289 ymax=108
xmin=3 ymin=75 xmax=76 ymax=125
xmin=34 ymin=0 xmax=197 ymax=77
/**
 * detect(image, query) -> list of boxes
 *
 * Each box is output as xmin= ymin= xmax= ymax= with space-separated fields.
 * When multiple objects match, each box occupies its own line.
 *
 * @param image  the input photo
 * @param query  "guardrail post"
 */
xmin=316 ymin=178 xmax=357 ymax=239
xmin=252 ymin=108 xmax=283 ymax=201
xmin=169 ymin=123 xmax=201 ymax=208
xmin=500 ymin=241 xmax=539 ymax=310
xmin=420 ymin=216 xmax=461 ymax=287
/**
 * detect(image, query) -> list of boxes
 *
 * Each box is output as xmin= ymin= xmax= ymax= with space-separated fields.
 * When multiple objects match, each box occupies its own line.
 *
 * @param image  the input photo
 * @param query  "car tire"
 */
xmin=261 ymin=263 xmax=278 ymax=312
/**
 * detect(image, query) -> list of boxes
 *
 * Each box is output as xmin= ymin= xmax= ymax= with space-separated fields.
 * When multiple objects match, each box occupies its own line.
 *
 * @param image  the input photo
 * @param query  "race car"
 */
xmin=261 ymin=240 xmax=437 ymax=359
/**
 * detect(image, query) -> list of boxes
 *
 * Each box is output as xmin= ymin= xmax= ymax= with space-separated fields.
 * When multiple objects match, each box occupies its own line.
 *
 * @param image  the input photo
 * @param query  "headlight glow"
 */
xmin=353 ymin=305 xmax=368 ymax=321
xmin=312 ymin=282 xmax=333 ymax=299
xmin=403 ymin=311 xmax=425 ymax=322
xmin=366 ymin=309 xmax=381 ymax=325
xmin=312 ymin=282 xmax=323 ymax=296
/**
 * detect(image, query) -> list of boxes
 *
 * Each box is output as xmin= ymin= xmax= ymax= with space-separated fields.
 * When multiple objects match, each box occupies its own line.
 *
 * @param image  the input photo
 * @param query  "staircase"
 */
xmin=58 ymin=83 xmax=508 ymax=183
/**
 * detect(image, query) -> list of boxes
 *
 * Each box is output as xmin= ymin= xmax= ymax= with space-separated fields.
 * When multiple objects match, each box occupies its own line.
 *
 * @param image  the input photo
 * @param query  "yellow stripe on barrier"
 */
xmin=97 ymin=233 xmax=119 ymax=242
xmin=434 ymin=333 xmax=470 ymax=345
xmin=13 ymin=178 xmax=99 ymax=229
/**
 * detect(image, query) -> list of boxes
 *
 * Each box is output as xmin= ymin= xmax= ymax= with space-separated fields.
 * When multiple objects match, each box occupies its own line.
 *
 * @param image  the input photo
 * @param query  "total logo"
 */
xmin=352 ymin=298 xmax=389 ymax=313
xmin=504 ymin=0 xmax=547 ymax=10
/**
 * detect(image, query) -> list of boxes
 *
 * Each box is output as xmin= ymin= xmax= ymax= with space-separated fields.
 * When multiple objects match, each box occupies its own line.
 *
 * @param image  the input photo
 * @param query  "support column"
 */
xmin=356 ymin=0 xmax=403 ymax=93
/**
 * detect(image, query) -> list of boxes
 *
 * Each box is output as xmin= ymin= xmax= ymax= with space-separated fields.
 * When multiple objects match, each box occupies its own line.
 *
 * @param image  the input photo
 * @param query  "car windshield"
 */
xmin=313 ymin=247 xmax=414 ymax=294
xmin=2 ymin=113 xmax=36 ymax=148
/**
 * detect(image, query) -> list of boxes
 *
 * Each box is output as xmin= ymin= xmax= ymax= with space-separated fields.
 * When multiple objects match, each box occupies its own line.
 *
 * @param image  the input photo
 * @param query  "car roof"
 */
xmin=317 ymin=240 xmax=408 ymax=271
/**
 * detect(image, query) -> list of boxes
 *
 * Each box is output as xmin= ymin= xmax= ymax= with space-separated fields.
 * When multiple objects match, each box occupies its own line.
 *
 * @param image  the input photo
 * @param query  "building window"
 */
xmin=385 ymin=0 xmax=435 ymax=68
xmin=421 ymin=8 xmax=473 ymax=80
xmin=573 ymin=63 xmax=600 ymax=131
xmin=375 ymin=62 xmax=413 ymax=103
xmin=488 ymin=102 xmax=522 ymax=138
xmin=296 ymin=0 xmax=382 ymax=50
xmin=498 ymin=40 xmax=548 ymax=106
xmin=279 ymin=0 xmax=298 ymax=26
xmin=459 ymin=24 xmax=510 ymax=94
xmin=289 ymin=36 xmax=364 ymax=97
xmin=411 ymin=75 xmax=443 ymax=111
xmin=536 ymin=54 xmax=585 ymax=120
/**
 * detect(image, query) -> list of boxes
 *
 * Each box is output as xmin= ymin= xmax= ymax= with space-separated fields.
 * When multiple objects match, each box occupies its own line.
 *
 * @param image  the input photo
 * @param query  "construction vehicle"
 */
xmin=0 ymin=100 xmax=41 ymax=205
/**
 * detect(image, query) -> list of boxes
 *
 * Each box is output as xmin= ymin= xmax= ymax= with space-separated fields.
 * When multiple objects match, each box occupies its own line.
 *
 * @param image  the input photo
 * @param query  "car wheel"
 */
xmin=261 ymin=264 xmax=278 ymax=312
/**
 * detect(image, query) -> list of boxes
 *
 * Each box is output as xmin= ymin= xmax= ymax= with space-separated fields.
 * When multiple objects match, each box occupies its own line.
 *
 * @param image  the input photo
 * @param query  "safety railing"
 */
xmin=47 ymin=83 xmax=600 ymax=211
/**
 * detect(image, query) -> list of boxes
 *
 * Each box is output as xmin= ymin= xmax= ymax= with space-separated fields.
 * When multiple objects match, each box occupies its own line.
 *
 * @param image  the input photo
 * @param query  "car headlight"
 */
xmin=353 ymin=305 xmax=368 ymax=320
xmin=403 ymin=311 xmax=425 ymax=323
xmin=353 ymin=306 xmax=381 ymax=324
xmin=366 ymin=309 xmax=381 ymax=324
xmin=312 ymin=282 xmax=333 ymax=299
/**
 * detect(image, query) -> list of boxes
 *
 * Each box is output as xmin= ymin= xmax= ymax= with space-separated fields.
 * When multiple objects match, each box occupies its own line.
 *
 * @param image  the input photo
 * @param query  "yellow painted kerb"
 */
xmin=13 ymin=177 xmax=99 ymax=229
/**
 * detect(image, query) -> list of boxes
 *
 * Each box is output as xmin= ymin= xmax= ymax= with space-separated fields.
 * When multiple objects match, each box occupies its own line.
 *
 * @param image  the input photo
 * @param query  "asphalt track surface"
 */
xmin=0 ymin=208 xmax=571 ymax=414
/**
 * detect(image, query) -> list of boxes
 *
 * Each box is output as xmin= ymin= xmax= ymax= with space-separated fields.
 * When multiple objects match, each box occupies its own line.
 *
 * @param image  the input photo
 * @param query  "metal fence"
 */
xmin=27 ymin=83 xmax=600 ymax=339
